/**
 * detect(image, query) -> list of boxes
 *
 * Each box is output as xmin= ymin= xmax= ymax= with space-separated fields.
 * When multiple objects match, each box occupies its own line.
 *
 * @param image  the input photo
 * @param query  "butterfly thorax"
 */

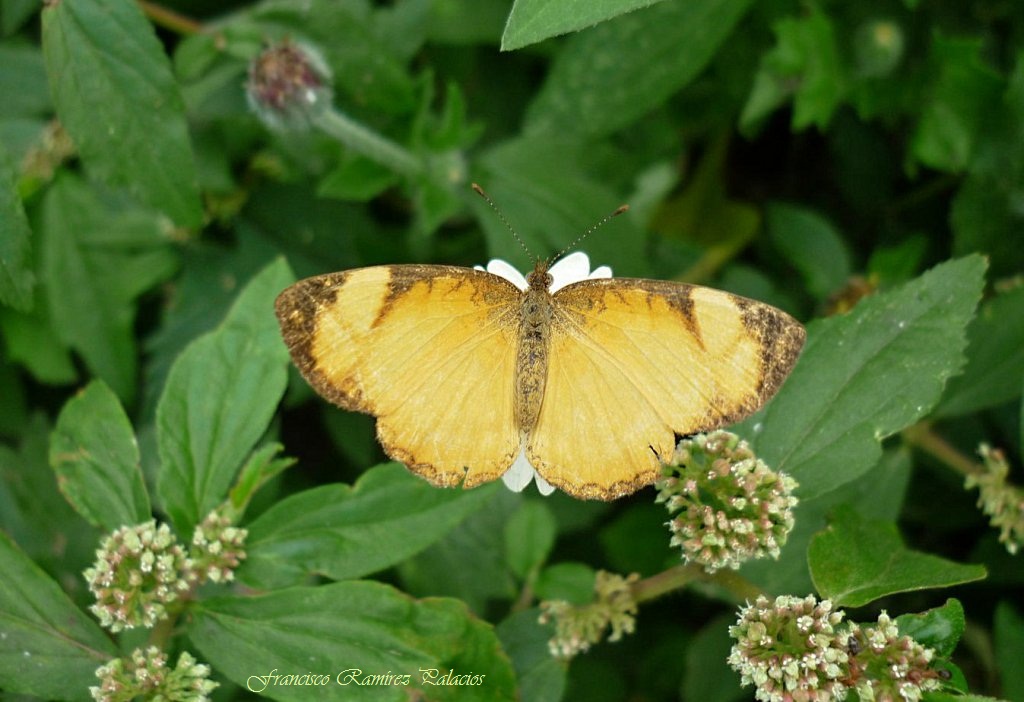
xmin=515 ymin=262 xmax=556 ymax=437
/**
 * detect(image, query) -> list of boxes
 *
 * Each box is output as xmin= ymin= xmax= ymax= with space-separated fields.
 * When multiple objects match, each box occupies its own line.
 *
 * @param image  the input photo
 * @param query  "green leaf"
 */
xmin=0 ymin=0 xmax=37 ymax=36
xmin=524 ymin=0 xmax=754 ymax=138
xmin=895 ymin=599 xmax=964 ymax=658
xmin=318 ymin=155 xmax=399 ymax=202
xmin=652 ymin=135 xmax=760 ymax=275
xmin=534 ymin=562 xmax=596 ymax=604
xmin=599 ymin=503 xmax=675 ymax=576
xmin=501 ymin=0 xmax=667 ymax=51
xmin=0 ymin=417 xmax=101 ymax=586
xmin=740 ymin=7 xmax=845 ymax=133
xmin=41 ymin=0 xmax=202 ymax=227
xmin=950 ymin=50 xmax=1024 ymax=280
xmin=0 ymin=303 xmax=77 ymax=386
xmin=140 ymin=232 xmax=286 ymax=417
xmin=474 ymin=137 xmax=646 ymax=276
xmin=951 ymin=175 xmax=1024 ymax=282
xmin=188 ymin=581 xmax=517 ymax=702
xmin=808 ymin=507 xmax=986 ymax=607
xmin=0 ymin=354 xmax=27 ymax=436
xmin=411 ymin=171 xmax=464 ymax=246
xmin=425 ymin=0 xmax=507 ymax=44
xmin=398 ymin=488 xmax=519 ymax=612
xmin=0 ymin=43 xmax=51 ymax=119
xmin=911 ymin=36 xmax=1004 ymax=173
xmin=503 ymin=500 xmax=557 ymax=579
xmin=740 ymin=255 xmax=987 ymax=499
xmin=228 ymin=442 xmax=295 ymax=515
xmin=683 ymin=615 xmax=747 ymax=702
xmin=994 ymin=601 xmax=1024 ymax=702
xmin=0 ymin=142 xmax=33 ymax=311
xmin=0 ymin=531 xmax=116 ymax=701
xmin=741 ymin=446 xmax=912 ymax=596
xmin=868 ymin=235 xmax=928 ymax=285
xmin=766 ymin=202 xmax=851 ymax=300
xmin=240 ymin=463 xmax=497 ymax=589
xmin=49 ymin=380 xmax=150 ymax=531
xmin=496 ymin=609 xmax=566 ymax=702
xmin=40 ymin=174 xmax=178 ymax=403
xmin=155 ymin=258 xmax=293 ymax=535
xmin=935 ymin=283 xmax=1024 ymax=417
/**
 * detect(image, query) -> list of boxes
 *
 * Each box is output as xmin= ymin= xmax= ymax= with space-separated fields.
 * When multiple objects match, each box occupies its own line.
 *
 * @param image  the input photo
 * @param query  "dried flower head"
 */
xmin=656 ymin=431 xmax=798 ymax=572
xmin=83 ymin=521 xmax=192 ymax=632
xmin=539 ymin=571 xmax=639 ymax=659
xmin=846 ymin=612 xmax=943 ymax=702
xmin=728 ymin=594 xmax=851 ymax=701
xmin=190 ymin=507 xmax=248 ymax=584
xmin=854 ymin=19 xmax=905 ymax=77
xmin=246 ymin=40 xmax=333 ymax=130
xmin=90 ymin=646 xmax=218 ymax=702
xmin=20 ymin=119 xmax=75 ymax=183
xmin=965 ymin=444 xmax=1024 ymax=554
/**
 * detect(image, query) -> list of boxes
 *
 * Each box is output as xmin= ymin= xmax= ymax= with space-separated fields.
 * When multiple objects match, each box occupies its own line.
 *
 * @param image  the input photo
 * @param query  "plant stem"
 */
xmin=885 ymin=174 xmax=959 ymax=215
xmin=677 ymin=235 xmax=753 ymax=285
xmin=314 ymin=109 xmax=424 ymax=178
xmin=137 ymin=0 xmax=203 ymax=35
xmin=631 ymin=563 xmax=763 ymax=604
xmin=902 ymin=421 xmax=981 ymax=478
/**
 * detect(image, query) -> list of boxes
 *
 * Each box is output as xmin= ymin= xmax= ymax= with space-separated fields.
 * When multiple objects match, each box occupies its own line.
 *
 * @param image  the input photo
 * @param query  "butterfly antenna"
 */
xmin=472 ymin=183 xmax=536 ymax=262
xmin=553 ymin=202 xmax=630 ymax=263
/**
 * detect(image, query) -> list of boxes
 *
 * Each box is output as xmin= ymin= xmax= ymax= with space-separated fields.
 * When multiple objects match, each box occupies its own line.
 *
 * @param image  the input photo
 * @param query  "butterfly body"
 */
xmin=275 ymin=257 xmax=805 ymax=500
xmin=515 ymin=262 xmax=556 ymax=435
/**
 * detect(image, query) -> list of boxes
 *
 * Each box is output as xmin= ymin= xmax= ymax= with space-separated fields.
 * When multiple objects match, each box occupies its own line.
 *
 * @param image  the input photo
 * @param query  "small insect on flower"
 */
xmin=845 ymin=612 xmax=943 ymax=702
xmin=727 ymin=594 xmax=851 ymax=702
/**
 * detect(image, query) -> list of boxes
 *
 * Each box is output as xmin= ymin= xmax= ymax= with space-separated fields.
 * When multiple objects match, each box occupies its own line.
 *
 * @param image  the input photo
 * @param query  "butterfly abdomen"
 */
xmin=515 ymin=269 xmax=556 ymax=435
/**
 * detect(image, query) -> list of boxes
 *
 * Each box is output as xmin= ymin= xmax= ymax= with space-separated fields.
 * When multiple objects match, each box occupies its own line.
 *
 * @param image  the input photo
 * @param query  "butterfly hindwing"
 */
xmin=528 ymin=278 xmax=805 ymax=499
xmin=275 ymin=265 xmax=522 ymax=488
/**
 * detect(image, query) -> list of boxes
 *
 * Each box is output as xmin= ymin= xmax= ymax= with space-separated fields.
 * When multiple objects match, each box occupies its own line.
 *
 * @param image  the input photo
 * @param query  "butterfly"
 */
xmin=275 ymin=243 xmax=805 ymax=501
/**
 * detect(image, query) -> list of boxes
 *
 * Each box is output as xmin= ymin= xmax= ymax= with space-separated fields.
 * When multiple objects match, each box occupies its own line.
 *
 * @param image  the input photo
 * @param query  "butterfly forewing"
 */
xmin=527 ymin=278 xmax=805 ymax=499
xmin=275 ymin=265 xmax=523 ymax=487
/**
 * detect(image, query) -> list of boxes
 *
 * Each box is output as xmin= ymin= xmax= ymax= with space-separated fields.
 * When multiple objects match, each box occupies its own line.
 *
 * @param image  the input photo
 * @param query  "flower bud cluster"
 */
xmin=539 ymin=571 xmax=639 ymax=659
xmin=729 ymin=596 xmax=946 ymax=702
xmin=846 ymin=612 xmax=943 ymax=702
xmin=965 ymin=444 xmax=1024 ymax=554
xmin=728 ymin=594 xmax=850 ymax=701
xmin=83 ymin=521 xmax=192 ymax=632
xmin=85 ymin=508 xmax=248 ymax=632
xmin=90 ymin=647 xmax=217 ymax=702
xmin=656 ymin=431 xmax=798 ymax=572
xmin=191 ymin=508 xmax=248 ymax=584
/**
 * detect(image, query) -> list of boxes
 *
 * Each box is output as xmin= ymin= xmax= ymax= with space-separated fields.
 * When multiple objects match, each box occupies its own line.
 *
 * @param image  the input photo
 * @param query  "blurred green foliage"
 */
xmin=1 ymin=0 xmax=1024 ymax=700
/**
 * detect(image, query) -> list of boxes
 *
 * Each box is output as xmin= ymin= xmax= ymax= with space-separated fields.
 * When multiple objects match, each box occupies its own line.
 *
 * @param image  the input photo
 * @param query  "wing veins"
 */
xmin=552 ymin=306 xmax=724 ymax=427
xmin=549 ymin=308 xmax=670 ymax=425
xmin=378 ymin=313 xmax=512 ymax=407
